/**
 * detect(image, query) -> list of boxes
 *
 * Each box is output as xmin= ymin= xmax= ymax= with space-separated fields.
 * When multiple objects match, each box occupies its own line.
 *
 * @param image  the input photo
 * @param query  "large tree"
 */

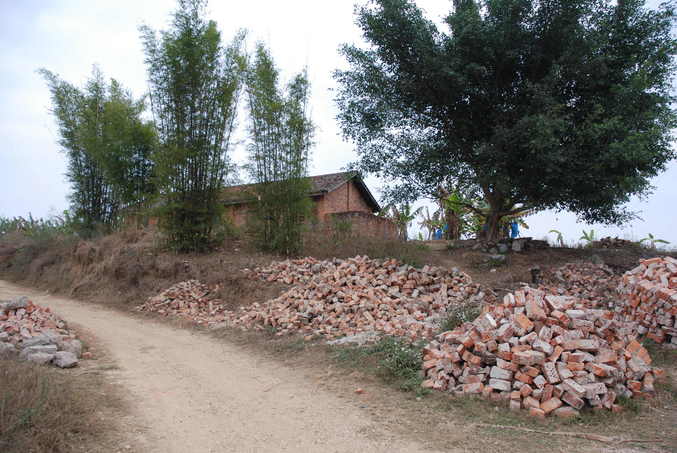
xmin=140 ymin=0 xmax=245 ymax=251
xmin=40 ymin=67 xmax=156 ymax=234
xmin=335 ymin=0 xmax=677 ymax=241
xmin=245 ymin=43 xmax=314 ymax=255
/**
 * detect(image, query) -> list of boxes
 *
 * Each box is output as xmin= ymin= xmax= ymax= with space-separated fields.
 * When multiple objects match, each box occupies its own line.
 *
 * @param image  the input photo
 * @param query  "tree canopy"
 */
xmin=335 ymin=0 xmax=677 ymax=240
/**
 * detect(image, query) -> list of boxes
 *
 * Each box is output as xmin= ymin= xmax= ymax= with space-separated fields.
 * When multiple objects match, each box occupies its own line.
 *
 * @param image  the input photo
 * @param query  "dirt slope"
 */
xmin=0 ymin=280 xmax=442 ymax=453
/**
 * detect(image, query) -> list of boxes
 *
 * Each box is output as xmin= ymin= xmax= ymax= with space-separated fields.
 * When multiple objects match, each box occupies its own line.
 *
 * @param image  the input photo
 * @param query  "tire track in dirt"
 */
xmin=0 ymin=280 xmax=444 ymax=453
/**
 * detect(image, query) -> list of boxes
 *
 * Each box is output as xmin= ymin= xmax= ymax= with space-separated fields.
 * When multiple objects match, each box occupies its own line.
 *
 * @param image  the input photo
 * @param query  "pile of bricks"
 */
xmin=422 ymin=286 xmax=662 ymax=418
xmin=539 ymin=262 xmax=620 ymax=310
xmin=137 ymin=280 xmax=228 ymax=326
xmin=1 ymin=296 xmax=83 ymax=368
xmin=1 ymin=296 xmax=73 ymax=343
xmin=229 ymin=256 xmax=493 ymax=340
xmin=617 ymin=257 xmax=677 ymax=345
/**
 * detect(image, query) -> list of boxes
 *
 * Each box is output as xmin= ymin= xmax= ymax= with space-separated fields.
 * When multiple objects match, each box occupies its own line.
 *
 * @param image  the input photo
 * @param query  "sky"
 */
xmin=0 ymin=0 xmax=674 ymax=247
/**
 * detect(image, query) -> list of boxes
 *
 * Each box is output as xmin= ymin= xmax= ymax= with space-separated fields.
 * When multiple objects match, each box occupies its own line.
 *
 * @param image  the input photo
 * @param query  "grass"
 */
xmin=331 ymin=335 xmax=429 ymax=396
xmin=439 ymin=302 xmax=481 ymax=333
xmin=0 ymin=358 xmax=109 ymax=453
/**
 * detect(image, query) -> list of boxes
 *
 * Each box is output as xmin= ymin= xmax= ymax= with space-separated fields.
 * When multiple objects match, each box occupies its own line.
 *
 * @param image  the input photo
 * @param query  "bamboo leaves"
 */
xmin=140 ymin=0 xmax=245 ymax=251
xmin=245 ymin=43 xmax=314 ymax=255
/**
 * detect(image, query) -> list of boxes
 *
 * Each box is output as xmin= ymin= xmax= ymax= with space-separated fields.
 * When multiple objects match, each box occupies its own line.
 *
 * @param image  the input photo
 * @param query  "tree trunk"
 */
xmin=482 ymin=209 xmax=503 ymax=242
xmin=445 ymin=209 xmax=461 ymax=240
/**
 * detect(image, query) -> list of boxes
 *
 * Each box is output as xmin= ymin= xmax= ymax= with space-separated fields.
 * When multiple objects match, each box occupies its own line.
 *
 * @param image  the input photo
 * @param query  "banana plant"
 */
xmin=639 ymin=233 xmax=670 ymax=249
xmin=417 ymin=206 xmax=444 ymax=240
xmin=380 ymin=203 xmax=423 ymax=241
xmin=580 ymin=229 xmax=596 ymax=245
xmin=549 ymin=229 xmax=565 ymax=247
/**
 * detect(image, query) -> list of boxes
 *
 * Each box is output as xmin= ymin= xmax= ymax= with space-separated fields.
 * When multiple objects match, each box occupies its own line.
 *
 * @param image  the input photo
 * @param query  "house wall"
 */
xmin=324 ymin=211 xmax=399 ymax=240
xmin=315 ymin=180 xmax=373 ymax=221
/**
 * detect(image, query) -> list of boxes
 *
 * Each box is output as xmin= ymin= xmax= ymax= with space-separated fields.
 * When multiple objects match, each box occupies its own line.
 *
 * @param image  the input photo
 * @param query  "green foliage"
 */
xmin=245 ymin=43 xmax=314 ymax=255
xmin=549 ymin=229 xmax=565 ymax=247
xmin=439 ymin=303 xmax=482 ymax=333
xmin=580 ymin=229 xmax=596 ymax=244
xmin=39 ymin=67 xmax=155 ymax=236
xmin=332 ymin=336 xmax=428 ymax=395
xmin=380 ymin=203 xmax=422 ymax=240
xmin=417 ymin=206 xmax=443 ymax=240
xmin=0 ymin=212 xmax=78 ymax=240
xmin=639 ymin=233 xmax=670 ymax=249
xmin=140 ymin=0 xmax=245 ymax=252
xmin=335 ymin=0 xmax=677 ymax=241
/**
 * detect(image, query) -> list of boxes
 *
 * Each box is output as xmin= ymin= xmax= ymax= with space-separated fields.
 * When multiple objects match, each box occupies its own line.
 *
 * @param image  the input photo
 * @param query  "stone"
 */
xmin=488 ymin=255 xmax=507 ymax=266
xmin=19 ymin=344 xmax=58 ymax=359
xmin=490 ymin=366 xmax=513 ymax=381
xmin=0 ymin=342 xmax=17 ymax=356
xmin=327 ymin=332 xmax=377 ymax=346
xmin=53 ymin=351 xmax=78 ymax=368
xmin=24 ymin=352 xmax=54 ymax=365
xmin=0 ymin=296 xmax=29 ymax=313
xmin=20 ymin=334 xmax=54 ymax=348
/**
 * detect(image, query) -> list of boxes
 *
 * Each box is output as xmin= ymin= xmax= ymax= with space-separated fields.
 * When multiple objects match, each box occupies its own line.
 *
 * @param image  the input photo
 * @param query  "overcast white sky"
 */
xmin=0 ymin=0 xmax=674 ymax=246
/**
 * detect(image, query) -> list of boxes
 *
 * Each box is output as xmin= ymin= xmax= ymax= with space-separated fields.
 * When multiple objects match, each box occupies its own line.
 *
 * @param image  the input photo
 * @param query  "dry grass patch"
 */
xmin=0 ymin=358 xmax=118 ymax=453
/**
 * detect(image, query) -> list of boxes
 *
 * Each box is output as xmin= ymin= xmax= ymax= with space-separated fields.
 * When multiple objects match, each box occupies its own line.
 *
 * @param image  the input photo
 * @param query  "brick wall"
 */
xmin=324 ymin=211 xmax=399 ymax=240
xmin=316 ymin=180 xmax=373 ymax=221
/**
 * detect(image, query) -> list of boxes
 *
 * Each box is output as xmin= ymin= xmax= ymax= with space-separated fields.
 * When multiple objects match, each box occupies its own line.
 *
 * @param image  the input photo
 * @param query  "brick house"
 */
xmin=222 ymin=171 xmax=398 ymax=239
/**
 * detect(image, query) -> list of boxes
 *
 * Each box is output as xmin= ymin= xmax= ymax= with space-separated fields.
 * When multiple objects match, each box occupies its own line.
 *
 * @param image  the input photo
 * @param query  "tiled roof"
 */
xmin=221 ymin=171 xmax=380 ymax=212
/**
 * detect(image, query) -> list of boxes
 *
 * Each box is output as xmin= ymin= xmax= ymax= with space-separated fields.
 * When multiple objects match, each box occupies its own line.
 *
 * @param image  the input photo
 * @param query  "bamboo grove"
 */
xmin=41 ymin=0 xmax=314 ymax=253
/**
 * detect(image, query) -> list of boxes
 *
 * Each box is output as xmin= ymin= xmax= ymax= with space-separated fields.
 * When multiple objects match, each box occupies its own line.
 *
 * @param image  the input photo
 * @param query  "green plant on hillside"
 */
xmin=549 ymin=229 xmax=565 ymax=247
xmin=244 ymin=43 xmax=314 ymax=256
xmin=639 ymin=233 xmax=670 ymax=249
xmin=580 ymin=229 xmax=596 ymax=245
xmin=39 ymin=68 xmax=156 ymax=236
xmin=0 ymin=212 xmax=79 ymax=241
xmin=380 ymin=203 xmax=422 ymax=241
xmin=417 ymin=206 xmax=444 ymax=240
xmin=140 ymin=0 xmax=245 ymax=252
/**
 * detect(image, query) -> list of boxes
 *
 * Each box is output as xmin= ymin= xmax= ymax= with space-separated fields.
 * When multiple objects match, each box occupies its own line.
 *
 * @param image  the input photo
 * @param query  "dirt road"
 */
xmin=0 ymin=280 xmax=442 ymax=453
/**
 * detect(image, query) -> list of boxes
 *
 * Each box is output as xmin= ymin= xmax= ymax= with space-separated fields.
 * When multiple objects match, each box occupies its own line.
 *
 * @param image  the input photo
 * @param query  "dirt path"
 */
xmin=0 ymin=280 xmax=443 ymax=453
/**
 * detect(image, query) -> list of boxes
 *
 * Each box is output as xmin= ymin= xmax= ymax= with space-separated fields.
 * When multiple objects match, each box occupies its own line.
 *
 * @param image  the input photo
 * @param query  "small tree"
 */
xmin=140 ymin=0 xmax=245 ymax=251
xmin=245 ymin=43 xmax=314 ymax=255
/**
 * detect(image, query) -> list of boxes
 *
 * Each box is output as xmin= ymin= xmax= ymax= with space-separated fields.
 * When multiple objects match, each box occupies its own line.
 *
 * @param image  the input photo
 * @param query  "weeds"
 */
xmin=439 ymin=302 xmax=481 ymax=333
xmin=331 ymin=335 xmax=429 ymax=396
